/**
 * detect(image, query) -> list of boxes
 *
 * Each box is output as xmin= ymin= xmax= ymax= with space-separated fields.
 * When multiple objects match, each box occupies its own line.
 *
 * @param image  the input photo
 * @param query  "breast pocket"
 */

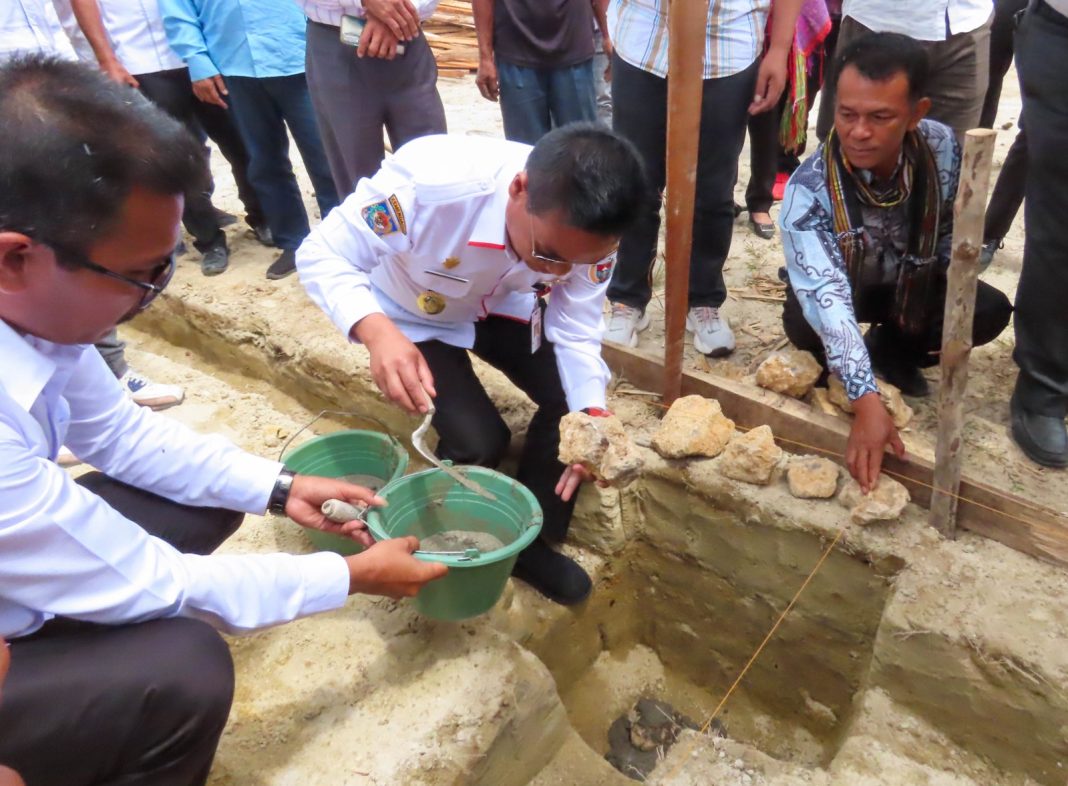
xmin=402 ymin=255 xmax=476 ymax=318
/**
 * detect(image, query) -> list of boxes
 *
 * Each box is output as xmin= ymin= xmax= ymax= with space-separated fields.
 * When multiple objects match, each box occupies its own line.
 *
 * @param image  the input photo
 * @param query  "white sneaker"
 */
xmin=120 ymin=371 xmax=185 ymax=410
xmin=686 ymin=306 xmax=735 ymax=357
xmin=603 ymin=302 xmax=651 ymax=347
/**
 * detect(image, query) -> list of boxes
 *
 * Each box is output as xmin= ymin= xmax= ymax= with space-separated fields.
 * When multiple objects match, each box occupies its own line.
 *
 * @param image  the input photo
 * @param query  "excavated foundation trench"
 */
xmin=132 ymin=292 xmax=1068 ymax=786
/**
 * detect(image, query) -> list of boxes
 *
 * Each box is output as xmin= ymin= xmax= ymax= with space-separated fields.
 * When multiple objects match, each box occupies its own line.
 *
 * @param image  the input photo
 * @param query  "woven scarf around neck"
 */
xmin=822 ymin=127 xmax=942 ymax=288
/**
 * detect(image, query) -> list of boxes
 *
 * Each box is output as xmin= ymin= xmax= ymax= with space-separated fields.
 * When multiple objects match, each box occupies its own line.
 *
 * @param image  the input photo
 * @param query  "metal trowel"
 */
xmin=411 ymin=390 xmax=497 ymax=501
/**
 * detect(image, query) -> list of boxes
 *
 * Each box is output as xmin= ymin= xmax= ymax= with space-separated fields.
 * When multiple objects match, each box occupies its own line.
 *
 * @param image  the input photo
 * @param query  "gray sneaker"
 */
xmin=603 ymin=302 xmax=651 ymax=347
xmin=687 ymin=306 xmax=735 ymax=357
xmin=200 ymin=244 xmax=229 ymax=276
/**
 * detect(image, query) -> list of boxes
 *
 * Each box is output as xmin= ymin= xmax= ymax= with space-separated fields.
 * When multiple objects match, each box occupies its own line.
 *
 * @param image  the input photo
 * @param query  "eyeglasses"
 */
xmin=49 ymin=242 xmax=176 ymax=312
xmin=527 ymin=211 xmax=619 ymax=268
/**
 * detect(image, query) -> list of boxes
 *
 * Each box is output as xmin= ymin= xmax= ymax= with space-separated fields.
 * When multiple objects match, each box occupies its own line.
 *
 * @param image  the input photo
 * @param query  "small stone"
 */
xmin=755 ymin=349 xmax=823 ymax=398
xmin=838 ymin=474 xmax=910 ymax=525
xmin=827 ymin=376 xmax=854 ymax=414
xmin=878 ymin=380 xmax=914 ymax=429
xmin=559 ymin=412 xmax=644 ymax=486
xmin=787 ymin=456 xmax=840 ymax=499
xmin=651 ymin=395 xmax=735 ymax=459
xmin=807 ymin=387 xmax=843 ymax=418
xmin=719 ymin=424 xmax=783 ymax=485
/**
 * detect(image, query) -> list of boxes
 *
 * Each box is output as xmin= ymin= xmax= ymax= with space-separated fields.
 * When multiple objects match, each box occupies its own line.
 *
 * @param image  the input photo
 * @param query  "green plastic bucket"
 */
xmin=283 ymin=429 xmax=409 ymax=555
xmin=366 ymin=467 xmax=543 ymax=621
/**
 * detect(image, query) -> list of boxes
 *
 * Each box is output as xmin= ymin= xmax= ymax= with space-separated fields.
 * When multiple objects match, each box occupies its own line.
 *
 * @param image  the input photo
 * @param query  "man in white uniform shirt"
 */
xmin=0 ymin=55 xmax=445 ymax=786
xmin=298 ymin=124 xmax=648 ymax=605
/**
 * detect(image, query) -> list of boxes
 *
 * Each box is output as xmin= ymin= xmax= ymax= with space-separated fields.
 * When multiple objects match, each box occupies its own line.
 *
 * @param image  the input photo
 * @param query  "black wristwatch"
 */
xmin=268 ymin=469 xmax=296 ymax=515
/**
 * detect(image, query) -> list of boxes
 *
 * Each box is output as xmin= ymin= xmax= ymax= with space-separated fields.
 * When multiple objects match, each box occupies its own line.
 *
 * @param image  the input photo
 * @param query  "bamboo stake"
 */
xmin=930 ymin=128 xmax=997 ymax=538
xmin=662 ymin=0 xmax=710 ymax=403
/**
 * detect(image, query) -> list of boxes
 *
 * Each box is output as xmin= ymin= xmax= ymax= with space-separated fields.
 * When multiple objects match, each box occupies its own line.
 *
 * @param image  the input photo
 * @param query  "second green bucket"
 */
xmin=283 ymin=429 xmax=409 ymax=555
xmin=366 ymin=467 xmax=543 ymax=621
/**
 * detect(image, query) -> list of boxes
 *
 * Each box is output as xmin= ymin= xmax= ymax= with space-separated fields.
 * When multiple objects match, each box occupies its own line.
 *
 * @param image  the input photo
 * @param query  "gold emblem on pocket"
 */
xmin=443 ymin=256 xmax=461 ymax=269
xmin=417 ymin=290 xmax=446 ymax=315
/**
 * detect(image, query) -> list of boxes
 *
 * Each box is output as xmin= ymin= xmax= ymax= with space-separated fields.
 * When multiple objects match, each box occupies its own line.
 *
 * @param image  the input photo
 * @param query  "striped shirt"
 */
xmin=298 ymin=0 xmax=440 ymax=28
xmin=608 ymin=0 xmax=770 ymax=80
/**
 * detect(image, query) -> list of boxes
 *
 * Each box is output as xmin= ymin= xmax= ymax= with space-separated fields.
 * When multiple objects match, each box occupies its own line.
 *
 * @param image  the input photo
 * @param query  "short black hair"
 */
xmin=525 ymin=123 xmax=648 ymax=236
xmin=835 ymin=32 xmax=930 ymax=103
xmin=0 ymin=54 xmax=207 ymax=260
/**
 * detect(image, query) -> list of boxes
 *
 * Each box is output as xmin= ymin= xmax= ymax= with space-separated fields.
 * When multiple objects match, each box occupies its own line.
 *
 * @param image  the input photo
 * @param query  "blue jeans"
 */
xmin=496 ymin=58 xmax=597 ymax=145
xmin=224 ymin=73 xmax=339 ymax=250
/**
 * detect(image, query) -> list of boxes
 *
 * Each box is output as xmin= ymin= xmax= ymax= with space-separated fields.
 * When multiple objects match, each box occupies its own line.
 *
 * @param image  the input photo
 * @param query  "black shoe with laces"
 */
xmin=511 ymin=539 xmax=592 ymax=606
xmin=200 ymin=244 xmax=229 ymax=276
xmin=266 ymin=248 xmax=296 ymax=280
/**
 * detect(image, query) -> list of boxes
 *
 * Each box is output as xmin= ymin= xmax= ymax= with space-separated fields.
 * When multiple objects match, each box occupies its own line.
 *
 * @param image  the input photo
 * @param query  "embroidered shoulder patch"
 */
xmin=589 ymin=257 xmax=615 ymax=285
xmin=388 ymin=194 xmax=407 ymax=234
xmin=361 ymin=196 xmax=403 ymax=237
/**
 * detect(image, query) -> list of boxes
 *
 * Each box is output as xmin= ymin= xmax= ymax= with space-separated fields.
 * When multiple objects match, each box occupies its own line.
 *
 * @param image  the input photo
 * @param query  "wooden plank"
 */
xmin=601 ymin=341 xmax=1068 ymax=569
xmin=930 ymin=128 xmax=997 ymax=538
xmin=662 ymin=0 xmax=710 ymax=403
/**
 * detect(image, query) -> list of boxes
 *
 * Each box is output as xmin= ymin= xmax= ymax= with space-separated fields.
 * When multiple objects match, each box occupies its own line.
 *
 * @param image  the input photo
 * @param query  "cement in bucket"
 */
xmin=283 ymin=429 xmax=409 ymax=555
xmin=366 ymin=467 xmax=543 ymax=621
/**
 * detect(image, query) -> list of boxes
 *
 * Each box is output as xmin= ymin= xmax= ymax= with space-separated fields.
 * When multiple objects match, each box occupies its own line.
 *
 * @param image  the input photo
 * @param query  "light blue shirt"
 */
xmin=159 ymin=0 xmax=307 ymax=82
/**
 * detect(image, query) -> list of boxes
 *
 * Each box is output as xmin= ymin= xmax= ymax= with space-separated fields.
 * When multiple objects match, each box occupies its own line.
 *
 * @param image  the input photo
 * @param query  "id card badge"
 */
xmin=530 ymin=302 xmax=543 ymax=354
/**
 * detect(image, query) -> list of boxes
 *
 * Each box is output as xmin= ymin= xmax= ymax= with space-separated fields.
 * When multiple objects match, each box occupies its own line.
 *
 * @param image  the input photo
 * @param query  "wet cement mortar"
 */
xmin=110 ymin=74 xmax=1068 ymax=785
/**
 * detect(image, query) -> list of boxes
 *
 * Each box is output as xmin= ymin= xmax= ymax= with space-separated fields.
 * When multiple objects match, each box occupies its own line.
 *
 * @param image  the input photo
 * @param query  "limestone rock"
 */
xmin=755 ymin=350 xmax=823 ymax=398
xmin=719 ymin=424 xmax=783 ymax=485
xmin=787 ymin=456 xmax=840 ymax=499
xmin=827 ymin=376 xmax=854 ymax=414
xmin=558 ymin=412 xmax=644 ymax=486
xmin=838 ymin=474 xmax=910 ymax=525
xmin=651 ymin=395 xmax=734 ymax=459
xmin=807 ymin=387 xmax=844 ymax=418
xmin=878 ymin=381 xmax=914 ymax=429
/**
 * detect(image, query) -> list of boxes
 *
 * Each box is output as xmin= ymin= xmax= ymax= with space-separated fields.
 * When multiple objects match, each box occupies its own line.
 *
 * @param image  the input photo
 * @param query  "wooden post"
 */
xmin=662 ymin=0 xmax=710 ymax=403
xmin=930 ymin=128 xmax=997 ymax=538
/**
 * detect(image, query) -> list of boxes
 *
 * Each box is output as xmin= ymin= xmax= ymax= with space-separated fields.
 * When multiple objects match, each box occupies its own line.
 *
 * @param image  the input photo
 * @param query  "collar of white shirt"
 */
xmin=0 ymin=318 xmax=82 ymax=414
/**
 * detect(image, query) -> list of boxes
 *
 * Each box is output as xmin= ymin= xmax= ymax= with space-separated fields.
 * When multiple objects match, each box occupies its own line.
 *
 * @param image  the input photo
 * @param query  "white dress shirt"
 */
xmin=297 ymin=134 xmax=615 ymax=412
xmin=0 ymin=0 xmax=77 ymax=62
xmin=297 ymin=0 xmax=440 ymax=28
xmin=0 ymin=319 xmax=350 ymax=639
xmin=842 ymin=0 xmax=992 ymax=40
xmin=95 ymin=0 xmax=184 ymax=75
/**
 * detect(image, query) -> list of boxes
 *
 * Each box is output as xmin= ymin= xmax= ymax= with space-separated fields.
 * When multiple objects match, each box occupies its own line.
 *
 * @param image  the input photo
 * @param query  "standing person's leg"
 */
xmin=381 ymin=34 xmax=448 ymax=160
xmin=0 ymin=618 xmax=234 ymax=786
xmin=982 ymin=122 xmax=1027 ymax=260
xmin=546 ymin=58 xmax=598 ymax=129
xmin=744 ymin=98 xmax=780 ymax=238
xmin=134 ymin=70 xmax=227 ymax=263
xmin=496 ymin=60 xmax=553 ymax=144
xmin=1010 ymin=5 xmax=1068 ymax=466
xmin=687 ymin=59 xmax=760 ymax=357
xmin=605 ymin=54 xmax=666 ymax=325
xmin=592 ymin=29 xmax=613 ymax=126
xmin=95 ymin=327 xmax=128 ymax=379
xmin=304 ymin=20 xmax=388 ymax=196
xmin=224 ymin=75 xmax=311 ymax=280
xmin=271 ymin=72 xmax=340 ymax=219
xmin=191 ymin=98 xmax=269 ymax=237
xmin=981 ymin=0 xmax=1029 ymax=128
xmin=922 ymin=19 xmax=992 ymax=142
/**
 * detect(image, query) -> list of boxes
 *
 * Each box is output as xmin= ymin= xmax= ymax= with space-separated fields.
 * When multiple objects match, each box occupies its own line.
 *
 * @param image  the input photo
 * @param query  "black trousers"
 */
xmin=781 ymin=276 xmax=1013 ymax=371
xmin=0 ymin=473 xmax=242 ymax=786
xmin=607 ymin=54 xmax=759 ymax=310
xmin=416 ymin=314 xmax=576 ymax=543
xmin=136 ymin=68 xmax=265 ymax=252
xmin=984 ymin=121 xmax=1027 ymax=241
xmin=1013 ymin=1 xmax=1068 ymax=416
xmin=980 ymin=0 xmax=1029 ymax=128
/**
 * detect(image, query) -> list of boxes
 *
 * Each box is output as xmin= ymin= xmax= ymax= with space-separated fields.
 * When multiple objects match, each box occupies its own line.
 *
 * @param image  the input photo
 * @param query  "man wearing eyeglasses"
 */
xmin=0 ymin=55 xmax=446 ymax=786
xmin=298 ymin=125 xmax=648 ymax=605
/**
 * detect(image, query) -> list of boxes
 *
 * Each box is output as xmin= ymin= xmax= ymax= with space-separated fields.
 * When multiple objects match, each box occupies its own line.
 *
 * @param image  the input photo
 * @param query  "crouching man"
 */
xmin=779 ymin=33 xmax=1012 ymax=492
xmin=0 ymin=55 xmax=446 ymax=786
xmin=298 ymin=124 xmax=647 ymax=605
